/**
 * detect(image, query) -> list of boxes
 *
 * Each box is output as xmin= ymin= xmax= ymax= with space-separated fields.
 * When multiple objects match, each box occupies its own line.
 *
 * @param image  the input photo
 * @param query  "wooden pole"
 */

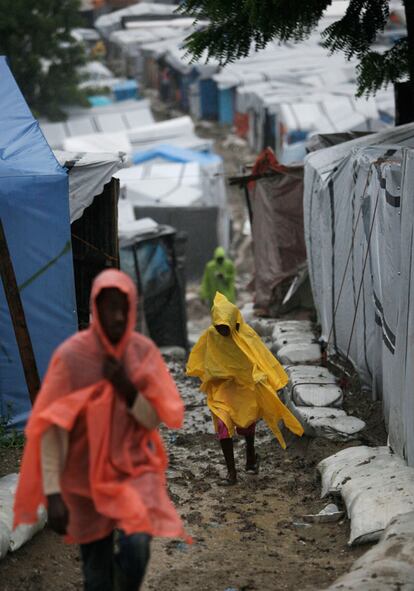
xmin=0 ymin=219 xmax=40 ymax=404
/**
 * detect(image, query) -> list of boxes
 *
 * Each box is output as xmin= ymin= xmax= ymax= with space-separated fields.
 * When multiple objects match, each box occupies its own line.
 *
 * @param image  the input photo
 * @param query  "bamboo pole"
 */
xmin=0 ymin=219 xmax=40 ymax=404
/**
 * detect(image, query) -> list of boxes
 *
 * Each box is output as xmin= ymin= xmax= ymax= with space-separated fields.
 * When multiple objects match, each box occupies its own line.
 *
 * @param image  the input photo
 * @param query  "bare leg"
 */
xmin=219 ymin=438 xmax=237 ymax=484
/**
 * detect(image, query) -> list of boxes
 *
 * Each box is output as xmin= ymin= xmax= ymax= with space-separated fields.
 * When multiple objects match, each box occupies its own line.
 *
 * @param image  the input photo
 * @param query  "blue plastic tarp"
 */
xmin=113 ymin=80 xmax=139 ymax=102
xmin=88 ymin=95 xmax=113 ymax=107
xmin=132 ymin=144 xmax=222 ymax=166
xmin=0 ymin=57 xmax=77 ymax=427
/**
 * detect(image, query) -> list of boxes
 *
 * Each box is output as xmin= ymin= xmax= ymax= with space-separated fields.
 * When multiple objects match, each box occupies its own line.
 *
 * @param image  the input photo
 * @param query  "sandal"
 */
xmin=246 ymin=454 xmax=260 ymax=474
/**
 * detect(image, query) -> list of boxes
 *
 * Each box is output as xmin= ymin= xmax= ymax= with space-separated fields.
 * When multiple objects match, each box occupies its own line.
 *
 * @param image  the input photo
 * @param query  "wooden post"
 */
xmin=0 ymin=219 xmax=40 ymax=404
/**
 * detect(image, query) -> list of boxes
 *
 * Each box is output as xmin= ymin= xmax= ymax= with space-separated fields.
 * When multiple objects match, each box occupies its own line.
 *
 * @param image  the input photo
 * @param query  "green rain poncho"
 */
xmin=200 ymin=247 xmax=236 ymax=306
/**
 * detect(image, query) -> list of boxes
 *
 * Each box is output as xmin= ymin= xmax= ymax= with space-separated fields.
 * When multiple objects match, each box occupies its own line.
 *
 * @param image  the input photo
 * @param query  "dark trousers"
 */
xmin=80 ymin=531 xmax=151 ymax=591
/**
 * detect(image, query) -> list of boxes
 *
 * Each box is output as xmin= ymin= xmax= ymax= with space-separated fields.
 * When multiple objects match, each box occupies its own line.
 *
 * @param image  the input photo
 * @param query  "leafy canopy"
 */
xmin=178 ymin=0 xmax=408 ymax=96
xmin=0 ymin=0 xmax=87 ymax=120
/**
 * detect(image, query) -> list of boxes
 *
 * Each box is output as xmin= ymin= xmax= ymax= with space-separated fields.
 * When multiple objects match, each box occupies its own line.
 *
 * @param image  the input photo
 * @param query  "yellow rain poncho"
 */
xmin=186 ymin=293 xmax=304 ymax=448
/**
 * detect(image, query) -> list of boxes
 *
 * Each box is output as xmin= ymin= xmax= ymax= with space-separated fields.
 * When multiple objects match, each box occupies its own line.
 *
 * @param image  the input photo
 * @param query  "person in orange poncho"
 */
xmin=14 ymin=269 xmax=186 ymax=591
xmin=187 ymin=292 xmax=304 ymax=485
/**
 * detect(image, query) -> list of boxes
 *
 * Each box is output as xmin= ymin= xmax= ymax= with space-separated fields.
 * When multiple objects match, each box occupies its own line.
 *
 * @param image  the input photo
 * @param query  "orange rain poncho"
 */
xmin=187 ymin=292 xmax=304 ymax=448
xmin=14 ymin=270 xmax=187 ymax=544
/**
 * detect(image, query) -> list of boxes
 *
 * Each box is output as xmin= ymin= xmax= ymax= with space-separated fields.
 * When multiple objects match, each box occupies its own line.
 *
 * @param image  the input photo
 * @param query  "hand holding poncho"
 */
xmin=187 ymin=292 xmax=304 ymax=447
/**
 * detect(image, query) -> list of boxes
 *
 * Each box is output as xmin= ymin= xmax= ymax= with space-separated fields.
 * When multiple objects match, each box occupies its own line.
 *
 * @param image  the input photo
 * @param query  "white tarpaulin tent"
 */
xmin=115 ymin=161 xmax=204 ymax=207
xmin=95 ymin=2 xmax=177 ymax=38
xmin=60 ymin=116 xmax=212 ymax=156
xmin=115 ymin=152 xmax=229 ymax=249
xmin=63 ymin=131 xmax=132 ymax=155
xmin=40 ymin=100 xmax=154 ymax=149
xmin=304 ymin=122 xmax=414 ymax=465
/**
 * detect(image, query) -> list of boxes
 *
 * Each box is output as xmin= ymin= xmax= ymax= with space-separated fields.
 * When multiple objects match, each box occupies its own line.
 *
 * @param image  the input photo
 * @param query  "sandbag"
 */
xmin=342 ymin=466 xmax=414 ymax=545
xmin=292 ymin=384 xmax=343 ymax=408
xmin=271 ymin=332 xmax=315 ymax=354
xmin=296 ymin=407 xmax=347 ymax=422
xmin=10 ymin=506 xmax=47 ymax=552
xmin=278 ymin=342 xmax=321 ymax=364
xmin=317 ymin=446 xmax=398 ymax=498
xmin=248 ymin=318 xmax=277 ymax=337
xmin=323 ymin=454 xmax=406 ymax=498
xmin=309 ymin=416 xmax=366 ymax=442
xmin=286 ymin=365 xmax=336 ymax=385
xmin=0 ymin=522 xmax=10 ymax=560
xmin=272 ymin=320 xmax=313 ymax=341
xmin=0 ymin=473 xmax=47 ymax=557
xmin=322 ymin=512 xmax=414 ymax=589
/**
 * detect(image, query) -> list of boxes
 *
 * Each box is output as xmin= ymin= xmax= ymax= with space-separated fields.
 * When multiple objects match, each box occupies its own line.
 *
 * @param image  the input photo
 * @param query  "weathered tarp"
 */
xmin=249 ymin=149 xmax=306 ymax=314
xmin=0 ymin=57 xmax=77 ymax=427
xmin=304 ymin=122 xmax=414 ymax=464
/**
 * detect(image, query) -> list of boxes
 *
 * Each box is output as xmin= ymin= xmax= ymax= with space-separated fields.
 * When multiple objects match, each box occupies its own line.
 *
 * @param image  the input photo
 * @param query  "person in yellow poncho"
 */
xmin=187 ymin=292 xmax=304 ymax=485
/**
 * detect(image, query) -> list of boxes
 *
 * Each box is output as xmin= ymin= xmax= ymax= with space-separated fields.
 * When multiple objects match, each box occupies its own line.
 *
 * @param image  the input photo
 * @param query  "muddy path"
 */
xmin=0 ymin=356 xmax=385 ymax=591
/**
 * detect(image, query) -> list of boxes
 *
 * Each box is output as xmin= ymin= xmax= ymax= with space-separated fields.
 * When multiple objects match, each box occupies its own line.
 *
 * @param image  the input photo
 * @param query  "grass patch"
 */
xmin=0 ymin=405 xmax=25 ymax=449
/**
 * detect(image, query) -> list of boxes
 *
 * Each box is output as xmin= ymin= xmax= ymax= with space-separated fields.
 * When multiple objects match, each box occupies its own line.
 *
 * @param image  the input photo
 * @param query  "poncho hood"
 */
xmin=91 ymin=269 xmax=137 ymax=359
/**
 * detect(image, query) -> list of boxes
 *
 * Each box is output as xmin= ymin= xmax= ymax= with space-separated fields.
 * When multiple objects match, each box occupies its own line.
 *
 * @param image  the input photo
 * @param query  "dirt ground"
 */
xmin=0 ymin=355 xmax=386 ymax=591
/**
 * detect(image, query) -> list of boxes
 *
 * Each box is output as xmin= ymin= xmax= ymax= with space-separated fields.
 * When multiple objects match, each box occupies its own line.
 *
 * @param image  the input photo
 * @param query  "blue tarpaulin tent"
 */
xmin=0 ymin=57 xmax=77 ymax=427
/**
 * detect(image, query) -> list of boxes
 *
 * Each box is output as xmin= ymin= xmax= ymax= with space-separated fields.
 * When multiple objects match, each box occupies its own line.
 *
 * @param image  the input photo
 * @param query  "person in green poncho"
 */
xmin=200 ymin=246 xmax=236 ymax=307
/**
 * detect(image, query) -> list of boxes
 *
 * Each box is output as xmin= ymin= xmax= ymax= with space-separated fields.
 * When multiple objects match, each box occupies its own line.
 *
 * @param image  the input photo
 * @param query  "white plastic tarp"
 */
xmin=304 ymin=122 xmax=414 ymax=465
xmin=54 ymin=150 xmax=124 ymax=222
xmin=95 ymin=2 xmax=177 ymax=38
xmin=115 ymin=162 xmax=203 ymax=207
xmin=63 ymin=131 xmax=132 ymax=156
xmin=40 ymin=100 xmax=154 ymax=149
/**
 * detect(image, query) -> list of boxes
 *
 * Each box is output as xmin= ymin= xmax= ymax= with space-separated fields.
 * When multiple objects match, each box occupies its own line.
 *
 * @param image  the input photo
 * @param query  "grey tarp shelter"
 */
xmin=304 ymin=122 xmax=414 ymax=465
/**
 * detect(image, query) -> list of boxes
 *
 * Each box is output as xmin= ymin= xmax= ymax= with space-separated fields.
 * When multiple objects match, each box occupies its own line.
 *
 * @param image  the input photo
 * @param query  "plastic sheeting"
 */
xmin=0 ymin=474 xmax=47 ymax=555
xmin=54 ymin=151 xmax=125 ymax=222
xmin=63 ymin=131 xmax=132 ymax=155
xmin=116 ymin=147 xmax=229 ymax=249
xmin=131 ymin=145 xmax=229 ymax=250
xmin=0 ymin=56 xmax=77 ymax=427
xmin=248 ymin=151 xmax=306 ymax=313
xmin=95 ymin=2 xmax=177 ymax=38
xmin=40 ymin=100 xmax=154 ymax=149
xmin=317 ymin=446 xmax=414 ymax=545
xmin=304 ymin=122 xmax=414 ymax=465
xmin=322 ymin=511 xmax=414 ymax=590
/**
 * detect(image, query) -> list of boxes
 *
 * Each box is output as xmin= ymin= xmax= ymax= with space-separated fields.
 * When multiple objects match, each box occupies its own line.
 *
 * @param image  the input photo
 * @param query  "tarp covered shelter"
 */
xmin=95 ymin=2 xmax=177 ymax=38
xmin=55 ymin=150 xmax=124 ymax=329
xmin=0 ymin=57 xmax=77 ymax=427
xmin=40 ymin=99 xmax=154 ymax=149
xmin=246 ymin=149 xmax=307 ymax=314
xmin=304 ymin=122 xmax=414 ymax=465
xmin=118 ymin=205 xmax=187 ymax=349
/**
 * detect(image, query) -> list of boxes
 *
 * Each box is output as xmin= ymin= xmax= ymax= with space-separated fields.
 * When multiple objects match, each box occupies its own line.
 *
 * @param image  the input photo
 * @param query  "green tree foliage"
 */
xmin=0 ymin=0 xmax=87 ymax=120
xmin=178 ymin=0 xmax=410 ymax=97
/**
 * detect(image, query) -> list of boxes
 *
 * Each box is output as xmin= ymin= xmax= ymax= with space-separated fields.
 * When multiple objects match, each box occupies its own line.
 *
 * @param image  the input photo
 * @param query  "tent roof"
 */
xmin=0 ymin=57 xmax=64 ymax=178
xmin=54 ymin=150 xmax=125 ymax=222
xmin=305 ymin=122 xmax=414 ymax=178
xmin=132 ymin=144 xmax=221 ymax=166
xmin=96 ymin=2 xmax=177 ymax=37
xmin=40 ymin=99 xmax=154 ymax=149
